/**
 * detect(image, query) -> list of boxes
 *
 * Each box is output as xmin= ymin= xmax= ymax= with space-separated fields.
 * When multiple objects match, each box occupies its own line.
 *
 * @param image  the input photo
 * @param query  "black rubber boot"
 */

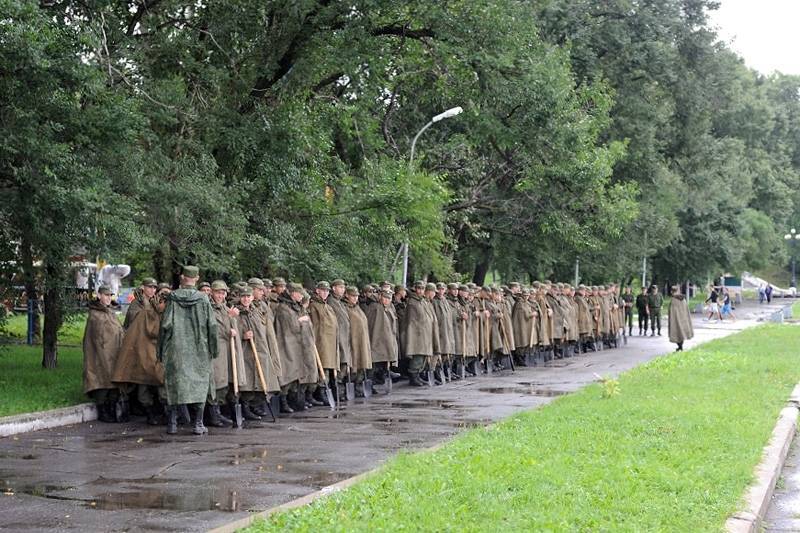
xmin=192 ymin=403 xmax=208 ymax=435
xmin=241 ymin=402 xmax=262 ymax=420
xmin=166 ymin=406 xmax=178 ymax=435
xmin=206 ymin=404 xmax=226 ymax=427
xmin=408 ymin=373 xmax=425 ymax=387
xmin=215 ymin=404 xmax=232 ymax=425
xmin=306 ymin=389 xmax=324 ymax=406
xmin=97 ymin=401 xmax=116 ymax=423
xmin=177 ymin=404 xmax=191 ymax=425
xmin=145 ymin=404 xmax=162 ymax=426
xmin=279 ymin=394 xmax=294 ymax=414
xmin=251 ymin=400 xmax=268 ymax=417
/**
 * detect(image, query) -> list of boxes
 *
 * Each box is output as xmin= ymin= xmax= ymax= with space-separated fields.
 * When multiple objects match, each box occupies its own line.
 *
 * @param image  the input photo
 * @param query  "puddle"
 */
xmin=2 ymin=479 xmax=75 ymax=497
xmin=229 ymin=448 xmax=269 ymax=465
xmin=0 ymin=453 xmax=38 ymax=460
xmin=478 ymin=387 xmax=567 ymax=397
xmin=88 ymin=487 xmax=242 ymax=512
xmin=384 ymin=400 xmax=456 ymax=409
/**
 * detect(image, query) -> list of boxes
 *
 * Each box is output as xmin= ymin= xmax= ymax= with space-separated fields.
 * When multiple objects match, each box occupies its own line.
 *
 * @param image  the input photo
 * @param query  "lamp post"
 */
xmin=402 ymin=106 xmax=464 ymax=286
xmin=785 ymin=228 xmax=800 ymax=288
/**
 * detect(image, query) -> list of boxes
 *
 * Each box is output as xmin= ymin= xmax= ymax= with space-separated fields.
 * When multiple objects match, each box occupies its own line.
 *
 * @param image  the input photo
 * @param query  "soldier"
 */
xmin=234 ymin=286 xmax=273 ymax=419
xmin=113 ymin=277 xmax=166 ymax=425
xmin=511 ymin=286 xmax=536 ymax=366
xmin=500 ymin=284 xmax=517 ymax=365
xmin=490 ymin=287 xmax=511 ymax=369
xmin=345 ymin=286 xmax=373 ymax=395
xmin=648 ymin=285 xmax=663 ymax=336
xmin=83 ymin=286 xmax=125 ymax=423
xmin=635 ymin=287 xmax=649 ymax=335
xmin=273 ymin=283 xmax=318 ymax=410
xmin=403 ymin=280 xmax=437 ymax=386
xmin=366 ymin=289 xmax=398 ymax=384
xmin=327 ymin=279 xmax=352 ymax=398
xmin=197 ymin=281 xmax=212 ymax=296
xmin=308 ymin=281 xmax=337 ymax=406
xmin=668 ymin=285 xmax=694 ymax=351
xmin=532 ymin=282 xmax=552 ymax=360
xmin=423 ymin=283 xmax=443 ymax=382
xmin=256 ymin=278 xmax=283 ymax=399
xmin=545 ymin=283 xmax=565 ymax=358
xmin=432 ymin=282 xmax=455 ymax=382
xmin=207 ymin=281 xmax=239 ymax=427
xmin=588 ymin=286 xmax=604 ymax=348
xmin=574 ymin=285 xmax=593 ymax=353
xmin=560 ymin=285 xmax=579 ymax=357
xmin=621 ymin=286 xmax=634 ymax=336
xmin=393 ymin=284 xmax=408 ymax=371
xmin=455 ymin=285 xmax=478 ymax=375
xmin=123 ymin=277 xmax=158 ymax=330
xmin=271 ymin=277 xmax=287 ymax=303
xmin=157 ymin=266 xmax=218 ymax=436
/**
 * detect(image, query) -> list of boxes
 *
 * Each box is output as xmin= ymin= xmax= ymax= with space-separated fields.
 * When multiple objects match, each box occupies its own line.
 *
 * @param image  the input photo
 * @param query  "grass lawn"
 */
xmin=0 ymin=345 xmax=85 ymax=417
xmin=793 ymin=300 xmax=800 ymax=317
xmin=3 ymin=311 xmax=99 ymax=345
xmin=247 ymin=324 xmax=800 ymax=532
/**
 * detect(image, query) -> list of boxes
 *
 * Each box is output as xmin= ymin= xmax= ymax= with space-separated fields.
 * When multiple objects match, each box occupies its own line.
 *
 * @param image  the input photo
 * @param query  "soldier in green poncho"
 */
xmin=157 ymin=265 xmax=218 ymax=435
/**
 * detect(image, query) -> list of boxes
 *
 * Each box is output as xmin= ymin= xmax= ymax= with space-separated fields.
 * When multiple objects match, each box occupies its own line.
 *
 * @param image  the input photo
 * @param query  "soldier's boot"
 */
xmin=251 ymin=400 xmax=268 ymax=417
xmin=177 ymin=404 xmax=191 ymax=425
xmin=408 ymin=372 xmax=425 ymax=387
xmin=241 ymin=402 xmax=262 ymax=420
xmin=97 ymin=401 xmax=116 ymax=423
xmin=279 ymin=394 xmax=295 ymax=414
xmin=192 ymin=403 xmax=208 ymax=435
xmin=312 ymin=386 xmax=329 ymax=405
xmin=166 ymin=406 xmax=178 ymax=435
xmin=215 ymin=404 xmax=232 ymax=425
xmin=206 ymin=404 xmax=227 ymax=428
xmin=291 ymin=390 xmax=307 ymax=411
xmin=145 ymin=404 xmax=162 ymax=426
xmin=114 ymin=398 xmax=130 ymax=423
xmin=306 ymin=389 xmax=324 ymax=406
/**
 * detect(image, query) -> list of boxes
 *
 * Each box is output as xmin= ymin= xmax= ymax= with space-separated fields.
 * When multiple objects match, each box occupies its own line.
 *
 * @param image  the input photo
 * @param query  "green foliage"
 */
xmin=246 ymin=325 xmax=800 ymax=531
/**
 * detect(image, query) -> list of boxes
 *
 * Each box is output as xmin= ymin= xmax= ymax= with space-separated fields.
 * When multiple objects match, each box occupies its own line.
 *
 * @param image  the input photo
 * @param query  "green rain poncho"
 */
xmin=157 ymin=288 xmax=218 ymax=405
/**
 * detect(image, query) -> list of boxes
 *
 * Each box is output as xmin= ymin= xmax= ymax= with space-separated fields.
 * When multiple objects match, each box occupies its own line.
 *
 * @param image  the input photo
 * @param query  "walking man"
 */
xmin=647 ymin=285 xmax=663 ymax=336
xmin=635 ymin=287 xmax=649 ymax=335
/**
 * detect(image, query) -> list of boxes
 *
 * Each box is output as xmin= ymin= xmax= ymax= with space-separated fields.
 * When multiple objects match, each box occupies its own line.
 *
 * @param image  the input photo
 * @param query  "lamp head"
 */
xmin=432 ymin=106 xmax=463 ymax=123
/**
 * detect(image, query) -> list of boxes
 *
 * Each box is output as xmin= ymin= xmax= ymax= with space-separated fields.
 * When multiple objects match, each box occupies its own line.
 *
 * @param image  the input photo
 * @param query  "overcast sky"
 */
xmin=709 ymin=0 xmax=800 ymax=76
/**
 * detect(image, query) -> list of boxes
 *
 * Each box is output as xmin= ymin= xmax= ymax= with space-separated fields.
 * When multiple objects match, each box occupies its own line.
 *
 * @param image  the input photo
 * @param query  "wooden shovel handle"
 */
xmin=312 ymin=344 xmax=328 ymax=385
xmin=249 ymin=338 xmax=269 ymax=393
xmin=230 ymin=336 xmax=239 ymax=396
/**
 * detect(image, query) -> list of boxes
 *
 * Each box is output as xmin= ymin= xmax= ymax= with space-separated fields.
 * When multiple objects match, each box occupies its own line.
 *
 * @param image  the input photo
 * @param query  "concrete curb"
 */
xmin=725 ymin=383 xmax=800 ymax=533
xmin=0 ymin=403 xmax=97 ymax=438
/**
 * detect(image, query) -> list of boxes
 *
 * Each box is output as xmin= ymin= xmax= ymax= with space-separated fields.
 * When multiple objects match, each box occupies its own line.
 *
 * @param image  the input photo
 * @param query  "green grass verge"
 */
xmin=3 ymin=312 xmax=94 ymax=345
xmin=246 ymin=325 xmax=800 ymax=532
xmin=0 ymin=345 xmax=85 ymax=417
xmin=793 ymin=300 xmax=800 ymax=317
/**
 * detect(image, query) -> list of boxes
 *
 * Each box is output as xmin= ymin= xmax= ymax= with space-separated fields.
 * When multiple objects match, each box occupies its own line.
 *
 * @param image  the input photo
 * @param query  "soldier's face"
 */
xmin=333 ymin=285 xmax=345 ymax=297
xmin=424 ymin=290 xmax=435 ymax=300
xmin=211 ymin=290 xmax=227 ymax=304
xmin=437 ymin=288 xmax=446 ymax=297
xmin=143 ymin=286 xmax=157 ymax=298
xmin=381 ymin=295 xmax=391 ymax=306
xmin=240 ymin=294 xmax=253 ymax=307
xmin=253 ymin=287 xmax=265 ymax=300
xmin=458 ymin=290 xmax=468 ymax=299
xmin=200 ymin=287 xmax=212 ymax=295
xmin=346 ymin=294 xmax=359 ymax=305
xmin=316 ymin=288 xmax=330 ymax=300
xmin=275 ymin=285 xmax=286 ymax=294
xmin=99 ymin=293 xmax=113 ymax=306
xmin=449 ymin=288 xmax=458 ymax=297
xmin=290 ymin=290 xmax=303 ymax=302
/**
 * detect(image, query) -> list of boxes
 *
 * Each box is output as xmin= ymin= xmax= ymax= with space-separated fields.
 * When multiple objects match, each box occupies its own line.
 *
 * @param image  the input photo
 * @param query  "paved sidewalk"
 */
xmin=0 ymin=302 xmax=782 ymax=532
xmin=764 ymin=424 xmax=800 ymax=531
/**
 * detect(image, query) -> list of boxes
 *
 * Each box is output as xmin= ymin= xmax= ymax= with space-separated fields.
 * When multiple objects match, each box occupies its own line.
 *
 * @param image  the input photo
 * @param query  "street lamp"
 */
xmin=401 ymin=106 xmax=464 ymax=286
xmin=785 ymin=228 xmax=800 ymax=288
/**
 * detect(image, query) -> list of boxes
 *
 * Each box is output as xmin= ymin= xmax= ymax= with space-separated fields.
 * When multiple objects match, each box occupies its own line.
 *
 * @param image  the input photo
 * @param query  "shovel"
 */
xmin=426 ymin=356 xmax=435 ymax=387
xmin=311 ymin=345 xmax=336 ymax=411
xmin=363 ymin=369 xmax=373 ymax=399
xmin=345 ymin=367 xmax=356 ymax=402
xmin=483 ymin=314 xmax=492 ymax=375
xmin=460 ymin=323 xmax=468 ymax=380
xmin=249 ymin=338 xmax=276 ymax=422
xmin=385 ymin=362 xmax=393 ymax=394
xmin=229 ymin=337 xmax=243 ymax=428
xmin=500 ymin=320 xmax=515 ymax=372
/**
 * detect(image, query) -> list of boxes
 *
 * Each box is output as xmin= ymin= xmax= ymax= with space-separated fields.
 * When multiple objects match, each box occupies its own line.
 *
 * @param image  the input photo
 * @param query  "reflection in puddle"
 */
xmin=88 ymin=487 xmax=241 ymax=512
xmin=478 ymin=387 xmax=567 ymax=396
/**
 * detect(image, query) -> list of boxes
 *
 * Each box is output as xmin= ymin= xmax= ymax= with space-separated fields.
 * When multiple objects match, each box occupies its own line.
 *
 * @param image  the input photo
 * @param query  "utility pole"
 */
xmin=574 ymin=258 xmax=580 ymax=287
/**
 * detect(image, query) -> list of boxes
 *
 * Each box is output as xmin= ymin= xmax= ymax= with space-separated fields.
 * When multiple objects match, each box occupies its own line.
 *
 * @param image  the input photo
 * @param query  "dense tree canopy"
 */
xmin=2 ymin=0 xmax=799 ymax=364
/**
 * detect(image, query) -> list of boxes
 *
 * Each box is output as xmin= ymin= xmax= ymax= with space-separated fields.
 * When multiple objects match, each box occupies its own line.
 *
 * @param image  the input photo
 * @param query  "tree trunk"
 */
xmin=19 ymin=235 xmax=40 ymax=342
xmin=152 ymin=247 xmax=165 ymax=283
xmin=472 ymin=243 xmax=493 ymax=286
xmin=41 ymin=261 xmax=64 ymax=369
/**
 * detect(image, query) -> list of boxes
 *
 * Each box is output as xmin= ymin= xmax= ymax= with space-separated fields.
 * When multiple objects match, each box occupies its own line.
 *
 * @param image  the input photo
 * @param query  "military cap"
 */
xmin=380 ymin=289 xmax=394 ymax=299
xmin=578 ymin=284 xmax=587 ymax=290
xmin=458 ymin=284 xmax=469 ymax=292
xmin=599 ymin=285 xmax=606 ymax=290
xmin=491 ymin=286 xmax=501 ymax=293
xmin=316 ymin=281 xmax=331 ymax=290
xmin=362 ymin=285 xmax=374 ymax=293
xmin=345 ymin=285 xmax=359 ymax=296
xmin=141 ymin=277 xmax=158 ymax=287
xmin=332 ymin=279 xmax=346 ymax=287
xmin=500 ymin=284 xmax=509 ymax=291
xmin=248 ymin=277 xmax=265 ymax=287
xmin=425 ymin=282 xmax=437 ymax=292
xmin=436 ymin=282 xmax=446 ymax=290
xmin=509 ymin=282 xmax=521 ymax=289
xmin=301 ymin=290 xmax=310 ymax=302
xmin=158 ymin=282 xmax=171 ymax=291
xmin=480 ymin=286 xmax=490 ymax=292
xmin=591 ymin=285 xmax=599 ymax=291
xmin=394 ymin=284 xmax=406 ymax=293
xmin=263 ymin=278 xmax=273 ymax=288
xmin=288 ymin=282 xmax=303 ymax=293
xmin=467 ymin=282 xmax=477 ymax=290
xmin=447 ymin=282 xmax=459 ymax=290
xmin=413 ymin=280 xmax=426 ymax=289
xmin=532 ymin=281 xmax=541 ymax=288
xmin=97 ymin=285 xmax=113 ymax=295
xmin=198 ymin=281 xmax=211 ymax=289
xmin=211 ymin=280 xmax=229 ymax=291
xmin=381 ymin=281 xmax=393 ymax=288
xmin=273 ymin=277 xmax=287 ymax=287
xmin=239 ymin=286 xmax=253 ymax=296
xmin=182 ymin=265 xmax=199 ymax=278
xmin=369 ymin=283 xmax=379 ymax=290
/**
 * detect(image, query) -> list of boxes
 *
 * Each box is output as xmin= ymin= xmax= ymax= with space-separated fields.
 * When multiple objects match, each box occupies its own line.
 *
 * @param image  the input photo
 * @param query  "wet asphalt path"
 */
xmin=0 ymin=302 xmax=783 ymax=532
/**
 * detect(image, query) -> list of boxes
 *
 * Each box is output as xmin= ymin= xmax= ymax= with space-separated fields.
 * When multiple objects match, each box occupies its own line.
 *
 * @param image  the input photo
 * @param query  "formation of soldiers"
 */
xmin=82 ymin=266 xmax=660 ymax=436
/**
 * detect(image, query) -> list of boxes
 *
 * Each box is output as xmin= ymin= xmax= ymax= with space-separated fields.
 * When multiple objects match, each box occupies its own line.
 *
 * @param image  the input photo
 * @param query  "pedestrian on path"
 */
xmin=668 ymin=285 xmax=694 ymax=351
xmin=721 ymin=288 xmax=736 ymax=321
